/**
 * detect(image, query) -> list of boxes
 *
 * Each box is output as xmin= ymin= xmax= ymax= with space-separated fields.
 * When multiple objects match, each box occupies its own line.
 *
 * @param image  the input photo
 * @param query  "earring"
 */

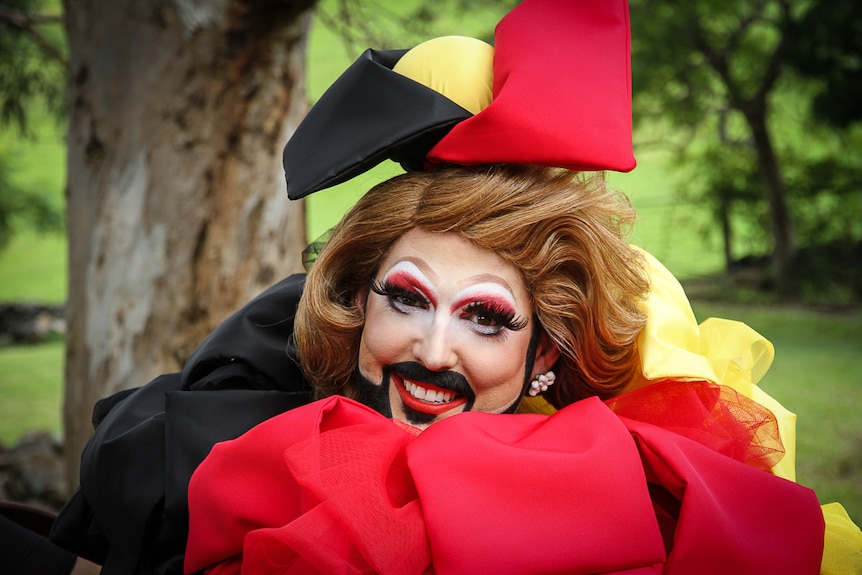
xmin=528 ymin=371 xmax=556 ymax=396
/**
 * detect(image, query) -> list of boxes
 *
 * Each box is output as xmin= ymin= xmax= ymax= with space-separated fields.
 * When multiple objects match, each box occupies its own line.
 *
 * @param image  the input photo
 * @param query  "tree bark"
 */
xmin=62 ymin=0 xmax=315 ymax=488
xmin=741 ymin=103 xmax=797 ymax=291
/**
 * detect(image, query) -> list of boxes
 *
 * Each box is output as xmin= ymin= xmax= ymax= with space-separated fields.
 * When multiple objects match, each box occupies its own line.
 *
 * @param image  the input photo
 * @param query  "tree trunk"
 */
xmin=717 ymin=188 xmax=732 ymax=272
xmin=741 ymin=104 xmax=797 ymax=292
xmin=62 ymin=0 xmax=316 ymax=489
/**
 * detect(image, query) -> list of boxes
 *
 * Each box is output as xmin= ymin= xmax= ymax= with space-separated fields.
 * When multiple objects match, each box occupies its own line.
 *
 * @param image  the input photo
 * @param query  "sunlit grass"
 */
xmin=0 ymin=229 xmax=66 ymax=303
xmin=0 ymin=0 xmax=857 ymax=532
xmin=0 ymin=339 xmax=65 ymax=444
xmin=692 ymin=301 xmax=862 ymax=521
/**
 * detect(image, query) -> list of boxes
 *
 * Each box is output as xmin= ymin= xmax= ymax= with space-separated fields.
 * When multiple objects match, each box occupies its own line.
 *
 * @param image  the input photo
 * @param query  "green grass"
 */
xmin=0 ymin=302 xmax=858 ymax=525
xmin=691 ymin=301 xmax=862 ymax=521
xmin=0 ymin=0 xmax=858 ymax=530
xmin=302 ymin=0 xmax=516 ymax=243
xmin=612 ymin=149 xmax=726 ymax=279
xmin=0 ymin=228 xmax=66 ymax=303
xmin=0 ymin=97 xmax=67 ymax=303
xmin=0 ymin=339 xmax=65 ymax=443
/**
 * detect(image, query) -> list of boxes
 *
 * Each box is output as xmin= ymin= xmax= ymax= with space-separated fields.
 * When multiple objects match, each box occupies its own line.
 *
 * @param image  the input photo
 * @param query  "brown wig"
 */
xmin=294 ymin=164 xmax=649 ymax=408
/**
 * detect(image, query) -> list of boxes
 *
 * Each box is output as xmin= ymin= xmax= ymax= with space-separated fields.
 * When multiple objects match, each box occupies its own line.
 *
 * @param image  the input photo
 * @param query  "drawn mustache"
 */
xmin=385 ymin=361 xmax=475 ymax=402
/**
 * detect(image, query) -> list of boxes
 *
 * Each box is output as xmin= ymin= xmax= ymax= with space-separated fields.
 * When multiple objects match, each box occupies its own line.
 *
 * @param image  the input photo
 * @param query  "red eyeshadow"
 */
xmin=386 ymin=270 xmax=437 ymax=307
xmin=450 ymin=294 xmax=515 ymax=316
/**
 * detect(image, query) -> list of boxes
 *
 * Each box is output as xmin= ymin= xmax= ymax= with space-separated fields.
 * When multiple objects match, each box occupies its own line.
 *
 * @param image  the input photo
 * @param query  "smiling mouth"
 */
xmin=394 ymin=375 xmax=468 ymax=416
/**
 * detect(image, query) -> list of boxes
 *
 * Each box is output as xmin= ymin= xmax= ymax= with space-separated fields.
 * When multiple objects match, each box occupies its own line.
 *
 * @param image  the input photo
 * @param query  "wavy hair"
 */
xmin=294 ymin=164 xmax=649 ymax=408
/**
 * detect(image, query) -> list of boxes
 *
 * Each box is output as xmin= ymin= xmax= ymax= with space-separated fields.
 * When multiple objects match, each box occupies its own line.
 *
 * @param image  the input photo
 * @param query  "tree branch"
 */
xmin=0 ymin=4 xmax=68 ymax=70
xmin=724 ymin=0 xmax=769 ymax=55
xmin=753 ymin=0 xmax=793 ymax=104
xmin=689 ymin=14 xmax=742 ymax=108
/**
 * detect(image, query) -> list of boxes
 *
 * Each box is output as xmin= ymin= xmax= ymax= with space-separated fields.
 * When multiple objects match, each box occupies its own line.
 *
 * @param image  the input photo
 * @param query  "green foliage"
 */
xmin=0 ymin=0 xmax=67 ymax=135
xmin=0 ymin=0 xmax=67 ymax=248
xmin=0 ymin=152 xmax=63 ymax=250
xmin=630 ymin=0 xmax=862 ymax=296
xmin=784 ymin=153 xmax=862 ymax=247
xmin=310 ymin=0 xmax=512 ymax=55
xmin=784 ymin=0 xmax=862 ymax=126
xmin=692 ymin=300 xmax=862 ymax=523
xmin=630 ymin=0 xmax=796 ymax=147
xmin=630 ymin=0 xmax=799 ymax=118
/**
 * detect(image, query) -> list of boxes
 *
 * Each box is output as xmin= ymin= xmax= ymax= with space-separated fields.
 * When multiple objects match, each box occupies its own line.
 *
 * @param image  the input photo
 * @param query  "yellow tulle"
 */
xmin=519 ymin=248 xmax=862 ymax=573
xmin=821 ymin=503 xmax=862 ymax=575
xmin=626 ymin=248 xmax=799 ymax=479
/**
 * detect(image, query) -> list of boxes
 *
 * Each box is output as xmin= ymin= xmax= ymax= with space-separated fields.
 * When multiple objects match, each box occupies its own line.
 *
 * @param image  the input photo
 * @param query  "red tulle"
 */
xmin=605 ymin=379 xmax=785 ymax=471
xmin=185 ymin=396 xmax=822 ymax=575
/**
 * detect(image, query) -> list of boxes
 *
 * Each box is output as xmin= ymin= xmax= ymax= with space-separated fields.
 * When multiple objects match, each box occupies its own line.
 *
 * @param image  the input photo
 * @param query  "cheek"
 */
xmin=358 ymin=304 xmax=412 ymax=376
xmin=465 ymin=334 xmax=531 ymax=409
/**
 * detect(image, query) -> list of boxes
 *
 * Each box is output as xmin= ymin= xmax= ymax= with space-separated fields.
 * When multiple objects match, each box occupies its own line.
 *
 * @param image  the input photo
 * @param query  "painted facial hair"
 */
xmin=358 ymin=361 xmax=527 ymax=426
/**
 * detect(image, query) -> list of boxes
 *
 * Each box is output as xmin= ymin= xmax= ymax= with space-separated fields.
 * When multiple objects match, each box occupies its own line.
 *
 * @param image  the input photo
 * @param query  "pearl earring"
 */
xmin=528 ymin=371 xmax=556 ymax=396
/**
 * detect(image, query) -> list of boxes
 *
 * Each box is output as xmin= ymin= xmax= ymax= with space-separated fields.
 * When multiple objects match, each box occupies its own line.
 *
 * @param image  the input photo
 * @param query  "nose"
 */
xmin=413 ymin=318 xmax=457 ymax=371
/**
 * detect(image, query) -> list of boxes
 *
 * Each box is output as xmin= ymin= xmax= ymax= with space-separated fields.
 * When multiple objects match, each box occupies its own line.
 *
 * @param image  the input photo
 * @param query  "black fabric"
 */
xmin=49 ymin=274 xmax=314 ymax=574
xmin=282 ymin=48 xmax=473 ymax=200
xmin=1 ymin=513 xmax=76 ymax=575
xmin=180 ymin=273 xmax=308 ymax=392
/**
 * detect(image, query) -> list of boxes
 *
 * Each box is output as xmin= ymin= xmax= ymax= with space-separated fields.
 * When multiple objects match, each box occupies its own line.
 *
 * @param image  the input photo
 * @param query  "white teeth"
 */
xmin=404 ymin=379 xmax=455 ymax=403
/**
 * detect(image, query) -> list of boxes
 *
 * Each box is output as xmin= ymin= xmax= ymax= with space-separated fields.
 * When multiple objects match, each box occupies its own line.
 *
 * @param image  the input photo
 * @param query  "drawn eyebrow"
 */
xmin=381 ymin=260 xmax=522 ymax=315
xmin=449 ymin=282 xmax=518 ymax=314
xmin=463 ymin=273 xmax=517 ymax=295
xmin=381 ymin=261 xmax=437 ymax=304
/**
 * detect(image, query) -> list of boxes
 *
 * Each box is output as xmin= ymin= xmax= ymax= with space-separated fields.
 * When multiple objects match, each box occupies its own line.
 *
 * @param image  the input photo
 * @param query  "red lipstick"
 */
xmin=393 ymin=374 xmax=467 ymax=416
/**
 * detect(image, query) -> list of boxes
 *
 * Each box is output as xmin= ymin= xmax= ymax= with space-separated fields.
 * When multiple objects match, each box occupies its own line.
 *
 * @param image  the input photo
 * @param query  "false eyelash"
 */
xmin=370 ymin=280 xmax=430 ymax=308
xmin=463 ymin=301 xmax=529 ymax=332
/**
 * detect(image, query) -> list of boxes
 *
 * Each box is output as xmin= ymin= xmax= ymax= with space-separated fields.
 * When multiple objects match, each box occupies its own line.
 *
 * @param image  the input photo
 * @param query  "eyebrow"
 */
xmin=449 ymin=282 xmax=520 ymax=316
xmin=464 ymin=273 xmax=516 ymax=295
xmin=382 ymin=258 xmax=522 ymax=307
xmin=387 ymin=260 xmax=516 ymax=295
xmin=381 ymin=261 xmax=437 ymax=303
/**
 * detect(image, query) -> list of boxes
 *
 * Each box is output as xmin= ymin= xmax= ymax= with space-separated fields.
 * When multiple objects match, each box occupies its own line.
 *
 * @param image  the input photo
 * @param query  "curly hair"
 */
xmin=294 ymin=164 xmax=649 ymax=408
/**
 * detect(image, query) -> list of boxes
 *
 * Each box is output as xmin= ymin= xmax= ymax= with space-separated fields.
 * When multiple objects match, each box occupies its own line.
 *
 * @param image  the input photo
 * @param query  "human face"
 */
xmin=357 ymin=228 xmax=540 ymax=430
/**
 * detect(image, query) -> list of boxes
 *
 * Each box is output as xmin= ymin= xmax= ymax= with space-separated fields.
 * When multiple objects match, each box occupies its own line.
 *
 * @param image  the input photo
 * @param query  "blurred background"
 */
xmin=1 ymin=0 xmax=860 ymax=521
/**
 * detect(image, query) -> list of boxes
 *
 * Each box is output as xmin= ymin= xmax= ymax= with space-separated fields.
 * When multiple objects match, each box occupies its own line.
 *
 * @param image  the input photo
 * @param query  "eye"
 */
xmin=391 ymin=291 xmax=427 ymax=309
xmin=370 ymin=280 xmax=430 ymax=313
xmin=461 ymin=302 xmax=528 ymax=337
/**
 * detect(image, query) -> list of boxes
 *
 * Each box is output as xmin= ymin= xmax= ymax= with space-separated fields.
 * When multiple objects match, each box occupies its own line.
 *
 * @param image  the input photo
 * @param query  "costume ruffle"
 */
xmin=634 ymin=248 xmax=798 ymax=478
xmin=605 ymin=379 xmax=784 ymax=471
xmin=184 ymin=396 xmax=824 ymax=575
xmin=518 ymin=248 xmax=794 ymax=477
xmin=517 ymin=249 xmax=862 ymax=574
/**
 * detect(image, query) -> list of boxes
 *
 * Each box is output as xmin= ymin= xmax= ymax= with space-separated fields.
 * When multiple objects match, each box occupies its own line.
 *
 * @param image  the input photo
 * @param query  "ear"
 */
xmin=532 ymin=331 xmax=561 ymax=375
xmin=353 ymin=285 xmax=370 ymax=315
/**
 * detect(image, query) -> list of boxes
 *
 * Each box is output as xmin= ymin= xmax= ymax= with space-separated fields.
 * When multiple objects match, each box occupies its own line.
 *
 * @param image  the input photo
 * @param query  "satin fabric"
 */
xmin=428 ymin=0 xmax=635 ymax=172
xmin=185 ymin=396 xmax=824 ymax=575
xmin=49 ymin=275 xmax=313 ymax=573
xmin=282 ymin=0 xmax=637 ymax=201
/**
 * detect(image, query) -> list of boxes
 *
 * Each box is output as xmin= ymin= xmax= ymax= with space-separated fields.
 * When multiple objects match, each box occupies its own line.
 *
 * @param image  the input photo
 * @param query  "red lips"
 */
xmin=393 ymin=374 xmax=468 ymax=416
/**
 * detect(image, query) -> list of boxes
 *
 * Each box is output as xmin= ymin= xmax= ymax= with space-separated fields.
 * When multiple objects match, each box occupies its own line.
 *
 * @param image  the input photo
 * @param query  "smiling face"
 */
xmin=356 ymin=228 xmax=558 ymax=429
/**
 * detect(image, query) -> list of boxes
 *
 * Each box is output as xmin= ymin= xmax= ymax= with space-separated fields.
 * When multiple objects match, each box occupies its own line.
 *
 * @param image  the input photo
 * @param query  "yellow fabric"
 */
xmin=631 ymin=248 xmax=799 ymax=480
xmin=520 ymin=248 xmax=862 ymax=572
xmin=821 ymin=503 xmax=862 ymax=575
xmin=697 ymin=316 xmax=797 ymax=479
xmin=518 ymin=247 xmax=799 ymax=478
xmin=518 ymin=394 xmax=556 ymax=415
xmin=392 ymin=36 xmax=494 ymax=115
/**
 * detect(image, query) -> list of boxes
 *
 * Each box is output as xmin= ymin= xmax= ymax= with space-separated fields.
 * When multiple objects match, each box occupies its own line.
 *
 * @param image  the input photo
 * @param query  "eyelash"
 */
xmin=462 ymin=301 xmax=529 ymax=336
xmin=370 ymin=280 xmax=430 ymax=311
xmin=370 ymin=280 xmax=528 ymax=337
